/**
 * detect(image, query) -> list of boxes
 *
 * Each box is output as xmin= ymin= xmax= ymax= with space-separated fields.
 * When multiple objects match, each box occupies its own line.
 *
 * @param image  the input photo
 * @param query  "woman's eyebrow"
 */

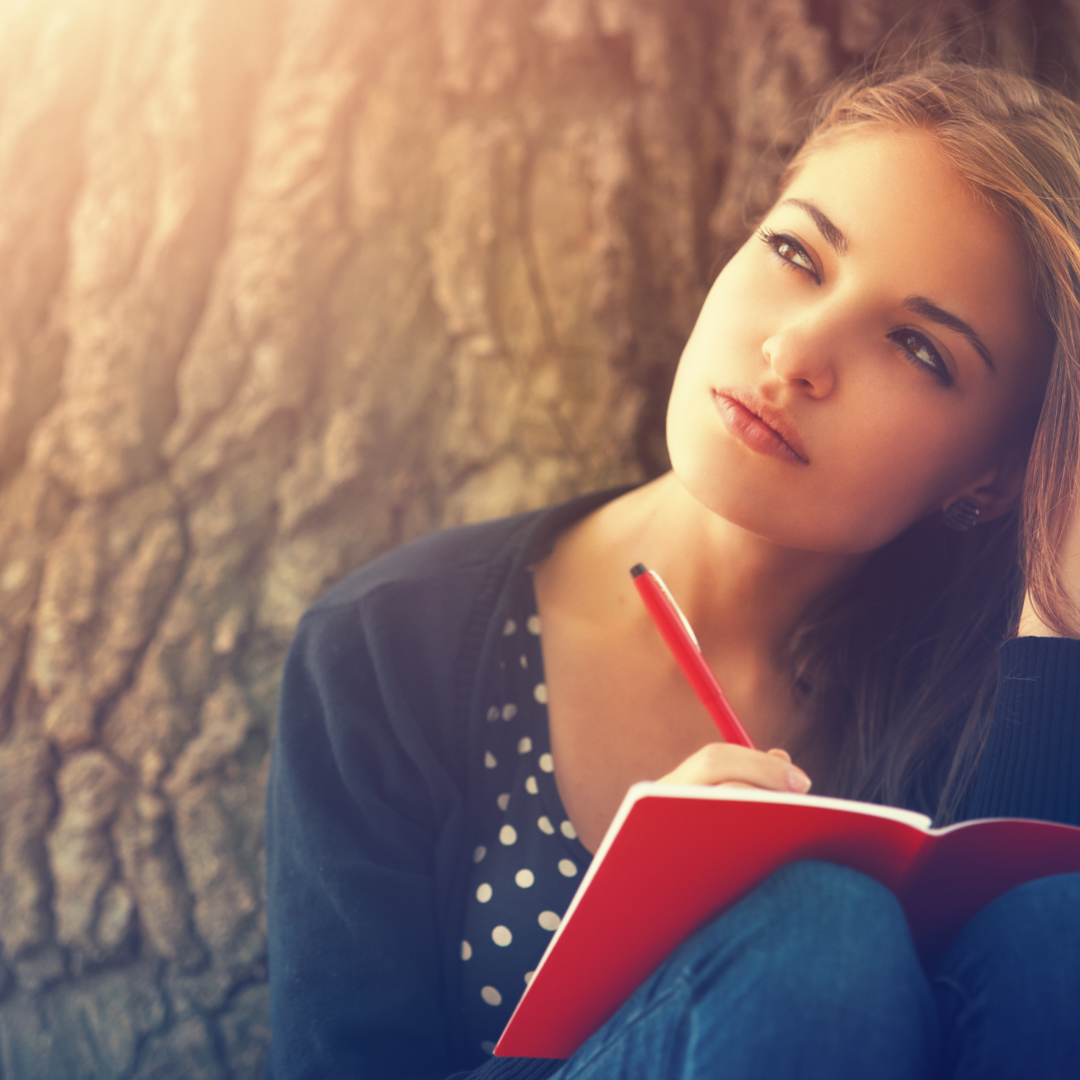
xmin=781 ymin=197 xmax=997 ymax=372
xmin=902 ymin=295 xmax=996 ymax=371
xmin=780 ymin=198 xmax=848 ymax=254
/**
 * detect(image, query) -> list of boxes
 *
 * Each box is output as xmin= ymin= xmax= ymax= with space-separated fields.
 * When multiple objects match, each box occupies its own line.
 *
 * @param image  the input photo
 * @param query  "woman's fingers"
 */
xmin=657 ymin=742 xmax=811 ymax=793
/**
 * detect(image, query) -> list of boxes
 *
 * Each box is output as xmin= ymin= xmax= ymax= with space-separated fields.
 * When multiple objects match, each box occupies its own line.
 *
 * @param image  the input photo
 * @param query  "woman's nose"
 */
xmin=761 ymin=324 xmax=836 ymax=398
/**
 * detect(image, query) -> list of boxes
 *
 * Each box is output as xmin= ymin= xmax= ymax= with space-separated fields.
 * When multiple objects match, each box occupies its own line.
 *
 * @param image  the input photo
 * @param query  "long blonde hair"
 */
xmin=782 ymin=64 xmax=1080 ymax=820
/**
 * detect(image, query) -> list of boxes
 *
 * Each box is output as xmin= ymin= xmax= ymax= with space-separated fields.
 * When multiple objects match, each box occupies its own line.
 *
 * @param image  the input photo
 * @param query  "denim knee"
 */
xmin=934 ymin=872 xmax=1080 ymax=1079
xmin=686 ymin=860 xmax=931 ymax=1007
xmin=672 ymin=861 xmax=938 ymax=1079
xmin=553 ymin=861 xmax=938 ymax=1080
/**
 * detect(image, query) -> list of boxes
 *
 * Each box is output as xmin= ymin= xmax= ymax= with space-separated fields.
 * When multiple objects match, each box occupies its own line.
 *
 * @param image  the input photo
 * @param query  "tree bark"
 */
xmin=0 ymin=1 xmax=1075 ymax=1075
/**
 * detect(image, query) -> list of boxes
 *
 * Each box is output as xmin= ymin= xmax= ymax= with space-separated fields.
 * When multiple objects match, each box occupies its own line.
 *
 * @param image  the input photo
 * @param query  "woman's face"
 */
xmin=666 ymin=125 xmax=1053 ymax=555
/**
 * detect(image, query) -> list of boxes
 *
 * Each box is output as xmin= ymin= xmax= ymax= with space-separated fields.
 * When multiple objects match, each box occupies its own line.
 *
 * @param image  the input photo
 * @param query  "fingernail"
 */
xmin=787 ymin=767 xmax=811 ymax=793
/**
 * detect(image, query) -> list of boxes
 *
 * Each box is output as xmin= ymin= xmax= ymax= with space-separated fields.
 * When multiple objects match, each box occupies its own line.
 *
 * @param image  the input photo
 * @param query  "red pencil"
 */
xmin=630 ymin=563 xmax=756 ymax=749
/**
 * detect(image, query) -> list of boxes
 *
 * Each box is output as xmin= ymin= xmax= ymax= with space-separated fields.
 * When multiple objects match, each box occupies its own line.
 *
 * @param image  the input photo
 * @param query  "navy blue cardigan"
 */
xmin=265 ymin=492 xmax=1080 ymax=1080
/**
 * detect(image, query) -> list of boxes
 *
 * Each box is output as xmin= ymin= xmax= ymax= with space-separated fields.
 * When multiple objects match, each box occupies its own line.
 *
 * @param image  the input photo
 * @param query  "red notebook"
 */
xmin=494 ymin=783 xmax=1080 ymax=1060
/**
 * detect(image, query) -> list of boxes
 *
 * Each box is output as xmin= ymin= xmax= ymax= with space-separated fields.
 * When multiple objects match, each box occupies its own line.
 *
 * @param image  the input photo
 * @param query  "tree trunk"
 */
xmin=0 ymin=0 xmax=1075 ymax=1075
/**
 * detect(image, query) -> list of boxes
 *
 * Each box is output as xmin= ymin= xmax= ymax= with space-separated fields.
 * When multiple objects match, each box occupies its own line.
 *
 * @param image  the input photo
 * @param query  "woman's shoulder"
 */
xmin=307 ymin=486 xmax=637 ymax=617
xmin=291 ymin=486 xmax=638 ymax=653
xmin=275 ymin=487 xmax=638 ymax=790
xmin=994 ymin=635 xmax=1080 ymax=738
xmin=309 ymin=513 xmax=532 ymax=615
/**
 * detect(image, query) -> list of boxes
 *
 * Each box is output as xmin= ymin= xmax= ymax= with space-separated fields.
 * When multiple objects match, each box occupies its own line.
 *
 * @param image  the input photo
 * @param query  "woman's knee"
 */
xmin=672 ymin=862 xmax=936 ymax=1077
xmin=675 ymin=861 xmax=929 ymax=1012
xmin=937 ymin=871 xmax=1080 ymax=990
xmin=719 ymin=860 xmax=914 ymax=969
xmin=934 ymin=871 xmax=1080 ymax=1076
xmin=958 ymin=871 xmax=1080 ymax=947
xmin=559 ymin=861 xmax=938 ymax=1080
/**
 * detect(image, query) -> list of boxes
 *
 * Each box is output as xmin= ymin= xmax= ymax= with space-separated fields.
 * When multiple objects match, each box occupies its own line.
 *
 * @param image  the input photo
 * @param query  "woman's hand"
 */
xmin=657 ymin=743 xmax=812 ymax=794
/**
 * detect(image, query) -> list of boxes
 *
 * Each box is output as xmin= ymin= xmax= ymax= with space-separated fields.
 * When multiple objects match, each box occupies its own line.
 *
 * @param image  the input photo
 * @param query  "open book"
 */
xmin=494 ymin=783 xmax=1080 ymax=1060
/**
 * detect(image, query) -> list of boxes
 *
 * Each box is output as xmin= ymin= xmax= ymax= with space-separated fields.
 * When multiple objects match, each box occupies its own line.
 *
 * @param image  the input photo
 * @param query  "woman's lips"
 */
xmin=713 ymin=391 xmax=809 ymax=465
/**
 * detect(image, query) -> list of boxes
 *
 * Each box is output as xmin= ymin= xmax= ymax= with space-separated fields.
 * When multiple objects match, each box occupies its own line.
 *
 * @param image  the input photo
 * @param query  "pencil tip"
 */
xmin=630 ymin=563 xmax=647 ymax=578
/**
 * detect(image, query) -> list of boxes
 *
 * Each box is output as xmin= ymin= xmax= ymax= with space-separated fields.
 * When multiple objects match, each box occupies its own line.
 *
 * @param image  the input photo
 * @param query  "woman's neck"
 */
xmin=531 ymin=473 xmax=862 ymax=826
xmin=560 ymin=472 xmax=867 ymax=668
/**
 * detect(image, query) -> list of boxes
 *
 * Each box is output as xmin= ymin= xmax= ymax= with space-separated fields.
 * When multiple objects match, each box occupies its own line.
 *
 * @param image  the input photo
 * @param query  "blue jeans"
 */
xmin=533 ymin=862 xmax=1080 ymax=1079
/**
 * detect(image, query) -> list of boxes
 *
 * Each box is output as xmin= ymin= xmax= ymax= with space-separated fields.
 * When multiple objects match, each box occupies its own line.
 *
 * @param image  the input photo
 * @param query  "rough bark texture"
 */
xmin=0 ymin=1 xmax=1076 ymax=1076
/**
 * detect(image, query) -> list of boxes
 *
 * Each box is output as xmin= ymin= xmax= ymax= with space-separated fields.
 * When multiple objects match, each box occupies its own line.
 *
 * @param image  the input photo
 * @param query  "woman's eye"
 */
xmin=759 ymin=229 xmax=819 ymax=281
xmin=888 ymin=329 xmax=954 ymax=387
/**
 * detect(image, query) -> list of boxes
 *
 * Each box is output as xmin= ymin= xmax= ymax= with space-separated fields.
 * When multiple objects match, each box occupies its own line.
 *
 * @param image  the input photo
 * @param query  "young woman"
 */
xmin=266 ymin=63 xmax=1080 ymax=1079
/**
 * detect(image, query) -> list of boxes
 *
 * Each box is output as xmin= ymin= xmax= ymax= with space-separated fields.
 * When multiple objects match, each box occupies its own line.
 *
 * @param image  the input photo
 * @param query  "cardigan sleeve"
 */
xmin=264 ymin=504 xmax=588 ymax=1080
xmin=963 ymin=637 xmax=1080 ymax=826
xmin=266 ymin=591 xmax=469 ymax=1079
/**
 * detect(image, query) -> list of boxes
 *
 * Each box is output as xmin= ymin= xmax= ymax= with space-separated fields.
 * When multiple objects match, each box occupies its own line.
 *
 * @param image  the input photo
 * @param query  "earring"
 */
xmin=943 ymin=499 xmax=981 ymax=531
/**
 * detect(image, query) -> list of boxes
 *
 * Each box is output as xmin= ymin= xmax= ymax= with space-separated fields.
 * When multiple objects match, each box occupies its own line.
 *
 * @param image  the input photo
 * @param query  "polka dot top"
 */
xmin=460 ymin=570 xmax=593 ymax=1056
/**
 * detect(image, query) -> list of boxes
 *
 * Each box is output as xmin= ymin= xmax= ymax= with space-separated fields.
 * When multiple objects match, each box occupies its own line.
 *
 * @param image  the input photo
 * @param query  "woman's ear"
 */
xmin=945 ymin=452 xmax=1029 ymax=523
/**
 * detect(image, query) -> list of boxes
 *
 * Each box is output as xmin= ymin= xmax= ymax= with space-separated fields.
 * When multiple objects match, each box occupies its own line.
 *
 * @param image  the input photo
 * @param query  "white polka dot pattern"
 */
xmin=537 ymin=910 xmax=561 ymax=931
xmin=460 ymin=590 xmax=593 ymax=1056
